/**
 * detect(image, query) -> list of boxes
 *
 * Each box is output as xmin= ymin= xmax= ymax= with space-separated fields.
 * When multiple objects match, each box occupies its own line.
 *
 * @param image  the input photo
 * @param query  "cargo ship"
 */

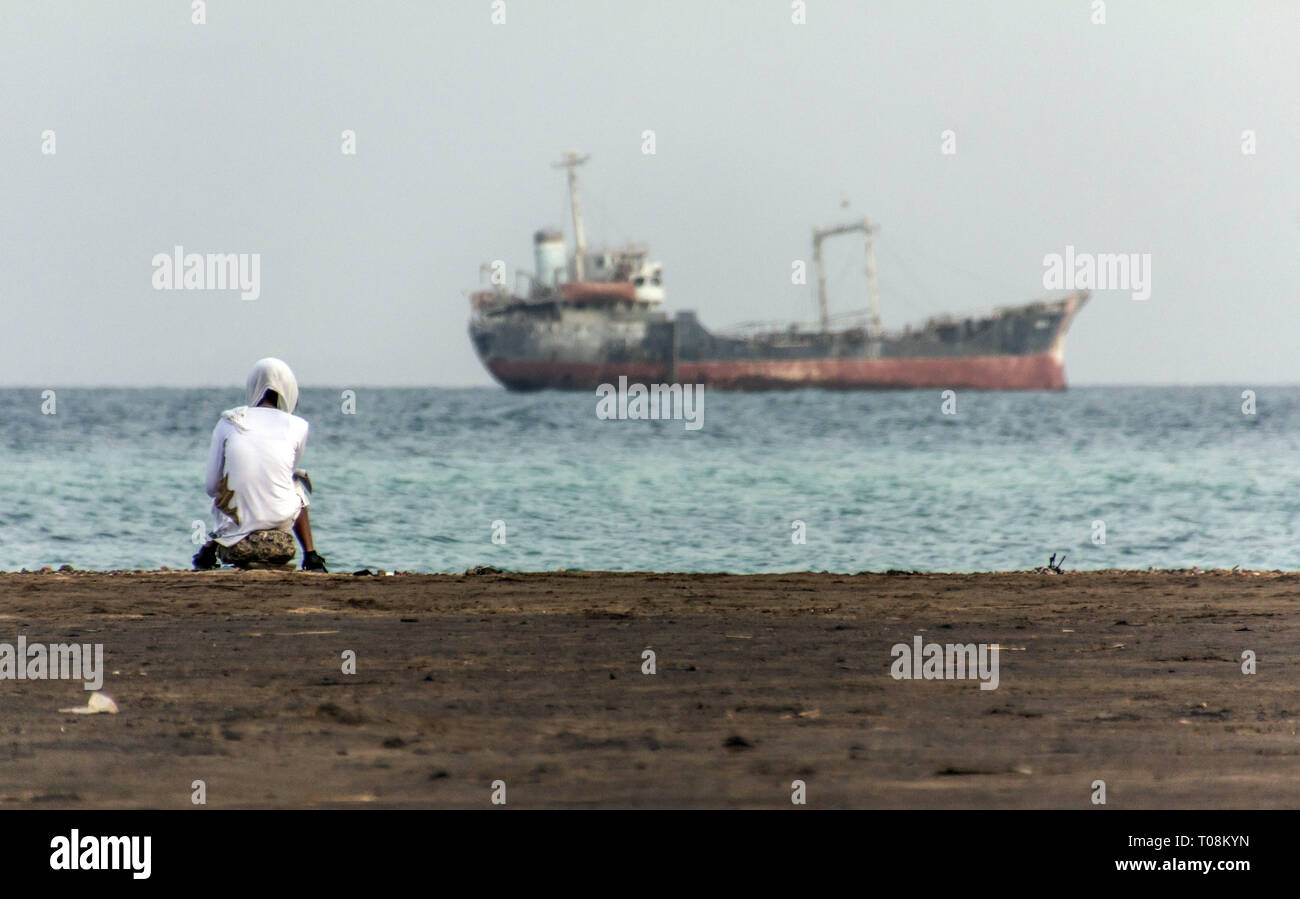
xmin=469 ymin=153 xmax=1087 ymax=391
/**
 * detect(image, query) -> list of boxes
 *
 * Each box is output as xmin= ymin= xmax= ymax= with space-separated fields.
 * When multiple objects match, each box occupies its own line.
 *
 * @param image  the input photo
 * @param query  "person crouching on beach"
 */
xmin=192 ymin=358 xmax=328 ymax=572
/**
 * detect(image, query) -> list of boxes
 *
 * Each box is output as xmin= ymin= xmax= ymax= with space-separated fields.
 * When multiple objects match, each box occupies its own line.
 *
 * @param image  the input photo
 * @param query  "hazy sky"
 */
xmin=2 ymin=0 xmax=1296 ymax=387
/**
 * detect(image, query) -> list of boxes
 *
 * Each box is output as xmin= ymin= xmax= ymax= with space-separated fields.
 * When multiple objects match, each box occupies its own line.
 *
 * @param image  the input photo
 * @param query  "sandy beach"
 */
xmin=0 ymin=569 xmax=1296 ymax=809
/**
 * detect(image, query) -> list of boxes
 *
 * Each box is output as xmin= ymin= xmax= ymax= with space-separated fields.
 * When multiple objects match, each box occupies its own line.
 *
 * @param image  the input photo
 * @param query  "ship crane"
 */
xmin=812 ymin=218 xmax=881 ymax=336
xmin=552 ymin=151 xmax=590 ymax=281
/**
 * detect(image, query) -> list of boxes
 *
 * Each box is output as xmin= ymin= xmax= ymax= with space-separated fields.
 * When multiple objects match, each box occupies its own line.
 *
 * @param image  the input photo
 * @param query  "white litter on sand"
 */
xmin=59 ymin=692 xmax=119 ymax=715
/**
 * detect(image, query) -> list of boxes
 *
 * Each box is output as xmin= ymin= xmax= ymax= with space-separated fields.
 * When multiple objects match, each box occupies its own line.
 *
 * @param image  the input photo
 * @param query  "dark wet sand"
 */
xmin=0 ymin=569 xmax=1296 ymax=808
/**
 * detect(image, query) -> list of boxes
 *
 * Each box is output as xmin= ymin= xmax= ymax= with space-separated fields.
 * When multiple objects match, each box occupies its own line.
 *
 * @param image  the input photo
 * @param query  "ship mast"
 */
xmin=812 ymin=217 xmax=882 ymax=335
xmin=553 ymin=151 xmax=591 ymax=281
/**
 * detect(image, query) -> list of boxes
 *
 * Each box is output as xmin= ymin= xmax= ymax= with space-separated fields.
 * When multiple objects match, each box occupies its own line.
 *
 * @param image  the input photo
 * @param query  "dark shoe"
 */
xmin=302 ymin=550 xmax=328 ymax=573
xmin=192 ymin=541 xmax=219 ymax=570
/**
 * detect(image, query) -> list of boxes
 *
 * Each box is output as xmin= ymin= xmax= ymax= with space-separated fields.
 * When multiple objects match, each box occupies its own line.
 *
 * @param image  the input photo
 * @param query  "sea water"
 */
xmin=0 ymin=386 xmax=1295 ymax=573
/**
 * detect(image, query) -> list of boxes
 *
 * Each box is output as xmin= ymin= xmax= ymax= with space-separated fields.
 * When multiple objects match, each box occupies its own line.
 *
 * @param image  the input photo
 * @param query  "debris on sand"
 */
xmin=465 ymin=566 xmax=503 ymax=575
xmin=1033 ymin=553 xmax=1067 ymax=574
xmin=59 ymin=692 xmax=119 ymax=715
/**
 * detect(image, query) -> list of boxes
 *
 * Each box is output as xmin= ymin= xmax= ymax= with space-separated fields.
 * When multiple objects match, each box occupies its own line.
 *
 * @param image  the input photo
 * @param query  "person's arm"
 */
xmin=292 ymin=419 xmax=308 ymax=471
xmin=290 ymin=419 xmax=326 ymax=571
xmin=292 ymin=420 xmax=311 ymax=503
xmin=203 ymin=421 xmax=228 ymax=497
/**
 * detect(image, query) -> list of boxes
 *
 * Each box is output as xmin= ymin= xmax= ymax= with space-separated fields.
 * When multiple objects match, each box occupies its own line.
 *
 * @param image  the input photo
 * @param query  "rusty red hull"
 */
xmin=488 ymin=352 xmax=1067 ymax=391
xmin=471 ymin=293 xmax=1087 ymax=391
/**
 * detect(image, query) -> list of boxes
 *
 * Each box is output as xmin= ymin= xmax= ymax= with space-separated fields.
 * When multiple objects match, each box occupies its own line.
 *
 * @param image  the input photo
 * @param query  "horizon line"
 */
xmin=0 ymin=382 xmax=1296 ymax=390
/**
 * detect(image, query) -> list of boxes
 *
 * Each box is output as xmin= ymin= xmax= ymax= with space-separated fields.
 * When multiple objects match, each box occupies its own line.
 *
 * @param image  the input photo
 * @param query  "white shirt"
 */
xmin=204 ymin=406 xmax=310 ymax=546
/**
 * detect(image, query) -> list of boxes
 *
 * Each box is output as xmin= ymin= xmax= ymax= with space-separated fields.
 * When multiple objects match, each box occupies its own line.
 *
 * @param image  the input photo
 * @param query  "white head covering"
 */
xmin=245 ymin=357 xmax=299 ymax=413
xmin=221 ymin=358 xmax=299 ymax=429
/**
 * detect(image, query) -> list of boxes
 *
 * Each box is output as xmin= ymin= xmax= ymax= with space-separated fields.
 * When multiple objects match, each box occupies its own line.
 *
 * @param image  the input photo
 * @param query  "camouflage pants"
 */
xmin=217 ymin=529 xmax=297 ymax=566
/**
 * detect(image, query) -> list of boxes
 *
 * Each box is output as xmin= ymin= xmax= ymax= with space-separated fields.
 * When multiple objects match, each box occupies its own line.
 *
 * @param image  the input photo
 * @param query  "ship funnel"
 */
xmin=533 ymin=229 xmax=566 ymax=288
